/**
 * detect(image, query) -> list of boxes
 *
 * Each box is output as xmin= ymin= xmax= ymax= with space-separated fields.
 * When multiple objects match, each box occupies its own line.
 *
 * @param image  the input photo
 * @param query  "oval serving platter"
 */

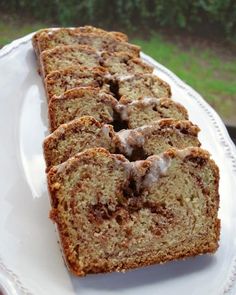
xmin=0 ymin=32 xmax=236 ymax=295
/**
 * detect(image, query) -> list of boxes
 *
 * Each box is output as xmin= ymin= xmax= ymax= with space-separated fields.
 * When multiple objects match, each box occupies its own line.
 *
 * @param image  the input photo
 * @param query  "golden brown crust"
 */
xmin=158 ymin=118 xmax=200 ymax=135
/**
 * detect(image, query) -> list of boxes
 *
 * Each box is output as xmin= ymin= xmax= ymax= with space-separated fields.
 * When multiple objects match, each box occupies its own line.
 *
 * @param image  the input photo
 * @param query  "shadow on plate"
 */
xmin=71 ymin=254 xmax=217 ymax=291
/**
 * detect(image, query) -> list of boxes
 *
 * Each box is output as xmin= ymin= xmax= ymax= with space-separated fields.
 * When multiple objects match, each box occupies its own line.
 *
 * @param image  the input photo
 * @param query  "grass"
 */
xmin=0 ymin=19 xmax=235 ymax=124
xmin=132 ymin=35 xmax=236 ymax=124
xmin=0 ymin=20 xmax=46 ymax=47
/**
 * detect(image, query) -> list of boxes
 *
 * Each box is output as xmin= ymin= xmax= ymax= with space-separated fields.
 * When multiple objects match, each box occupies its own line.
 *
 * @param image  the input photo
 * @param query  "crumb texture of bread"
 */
xmin=116 ymin=97 xmax=188 ymax=129
xmin=116 ymin=119 xmax=201 ymax=159
xmin=44 ymin=117 xmax=200 ymax=169
xmin=40 ymin=45 xmax=101 ymax=77
xmin=45 ymin=66 xmax=110 ymax=101
xmin=48 ymin=87 xmax=117 ymax=132
xmin=101 ymin=52 xmax=153 ymax=77
xmin=118 ymin=74 xmax=171 ymax=101
xmin=48 ymin=147 xmax=220 ymax=276
xmin=44 ymin=116 xmax=117 ymax=170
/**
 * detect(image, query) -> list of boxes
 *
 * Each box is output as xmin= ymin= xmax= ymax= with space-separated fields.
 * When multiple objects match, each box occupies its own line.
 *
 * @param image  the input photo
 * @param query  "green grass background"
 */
xmin=133 ymin=36 xmax=236 ymax=124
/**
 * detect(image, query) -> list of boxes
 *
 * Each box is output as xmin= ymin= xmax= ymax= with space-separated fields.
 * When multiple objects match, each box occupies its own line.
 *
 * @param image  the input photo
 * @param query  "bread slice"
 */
xmin=32 ymin=26 xmax=129 ymax=57
xmin=40 ymin=33 xmax=139 ymax=58
xmin=44 ymin=66 xmax=110 ymax=101
xmin=48 ymin=87 xmax=117 ymax=132
xmin=48 ymin=147 xmax=220 ymax=276
xmin=116 ymin=97 xmax=188 ymax=129
xmin=40 ymin=45 xmax=101 ymax=77
xmin=44 ymin=117 xmax=200 ymax=169
xmin=118 ymin=74 xmax=171 ymax=101
xmin=116 ymin=119 xmax=201 ymax=159
xmin=44 ymin=116 xmax=117 ymax=171
xmin=101 ymin=51 xmax=153 ymax=76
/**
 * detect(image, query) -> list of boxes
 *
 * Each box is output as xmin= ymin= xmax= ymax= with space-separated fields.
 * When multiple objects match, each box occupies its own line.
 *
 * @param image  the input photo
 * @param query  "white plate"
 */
xmin=0 ymin=32 xmax=236 ymax=295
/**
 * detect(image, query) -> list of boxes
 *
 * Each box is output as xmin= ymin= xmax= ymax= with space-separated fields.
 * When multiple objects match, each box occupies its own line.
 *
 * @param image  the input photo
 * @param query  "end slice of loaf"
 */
xmin=48 ymin=147 xmax=220 ymax=276
xmin=44 ymin=66 xmax=110 ymax=101
xmin=40 ymin=45 xmax=101 ymax=77
xmin=116 ymin=119 xmax=201 ymax=159
xmin=32 ymin=26 xmax=129 ymax=56
xmin=116 ymin=97 xmax=188 ymax=129
xmin=118 ymin=74 xmax=171 ymax=101
xmin=101 ymin=51 xmax=153 ymax=77
xmin=48 ymin=87 xmax=117 ymax=132
xmin=44 ymin=116 xmax=117 ymax=170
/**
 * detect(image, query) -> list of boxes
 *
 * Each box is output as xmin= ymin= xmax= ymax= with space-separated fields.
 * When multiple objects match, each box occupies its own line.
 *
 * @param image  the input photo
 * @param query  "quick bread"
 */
xmin=32 ymin=26 xmax=220 ymax=277
xmin=48 ymin=147 xmax=220 ymax=276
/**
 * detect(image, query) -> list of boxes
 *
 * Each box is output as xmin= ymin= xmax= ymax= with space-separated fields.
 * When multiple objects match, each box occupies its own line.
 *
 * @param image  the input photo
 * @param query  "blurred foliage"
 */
xmin=0 ymin=0 xmax=236 ymax=39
